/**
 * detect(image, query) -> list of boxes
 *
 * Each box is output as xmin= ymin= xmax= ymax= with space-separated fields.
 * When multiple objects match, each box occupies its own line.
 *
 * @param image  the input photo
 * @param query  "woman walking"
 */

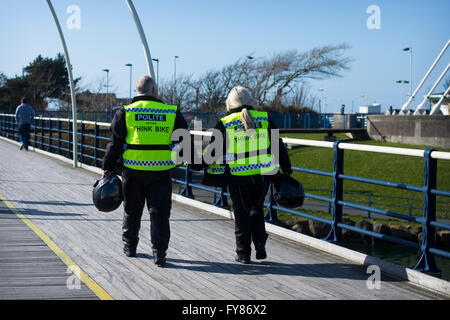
xmin=200 ymin=86 xmax=292 ymax=264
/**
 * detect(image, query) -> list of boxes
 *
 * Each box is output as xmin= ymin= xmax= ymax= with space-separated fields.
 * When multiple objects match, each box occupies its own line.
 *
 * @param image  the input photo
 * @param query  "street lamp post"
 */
xmin=125 ymin=64 xmax=133 ymax=104
xmin=403 ymin=47 xmax=412 ymax=97
xmin=396 ymin=80 xmax=409 ymax=107
xmin=318 ymin=88 xmax=324 ymax=114
xmin=103 ymin=69 xmax=110 ymax=112
xmin=174 ymin=55 xmax=180 ymax=85
xmin=174 ymin=56 xmax=179 ymax=104
xmin=152 ymin=58 xmax=159 ymax=88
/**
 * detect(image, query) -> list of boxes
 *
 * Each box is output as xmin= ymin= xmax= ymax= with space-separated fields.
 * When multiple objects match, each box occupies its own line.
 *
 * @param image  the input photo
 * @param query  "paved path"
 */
xmin=0 ymin=139 xmax=446 ymax=300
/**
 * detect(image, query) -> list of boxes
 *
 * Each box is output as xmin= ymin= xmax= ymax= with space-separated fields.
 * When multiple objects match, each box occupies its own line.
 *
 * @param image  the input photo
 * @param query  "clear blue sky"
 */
xmin=1 ymin=0 xmax=449 ymax=113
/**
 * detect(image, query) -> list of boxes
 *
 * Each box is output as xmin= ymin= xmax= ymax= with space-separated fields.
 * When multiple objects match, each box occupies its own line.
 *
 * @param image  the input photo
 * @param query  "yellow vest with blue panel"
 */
xmin=206 ymin=110 xmax=276 ymax=176
xmin=122 ymin=100 xmax=177 ymax=171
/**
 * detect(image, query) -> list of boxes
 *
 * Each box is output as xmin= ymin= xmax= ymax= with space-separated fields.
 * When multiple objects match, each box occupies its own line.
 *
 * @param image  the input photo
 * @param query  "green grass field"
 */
xmin=282 ymin=133 xmax=450 ymax=219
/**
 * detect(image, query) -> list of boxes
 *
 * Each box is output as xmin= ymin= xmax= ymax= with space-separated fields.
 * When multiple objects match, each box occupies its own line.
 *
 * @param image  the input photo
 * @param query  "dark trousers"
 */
xmin=229 ymin=180 xmax=269 ymax=256
xmin=121 ymin=168 xmax=172 ymax=252
xmin=18 ymin=123 xmax=31 ymax=150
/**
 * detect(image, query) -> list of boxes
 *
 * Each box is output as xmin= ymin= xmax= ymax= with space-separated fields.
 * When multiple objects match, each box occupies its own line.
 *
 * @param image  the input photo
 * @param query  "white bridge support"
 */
xmin=429 ymin=85 xmax=450 ymax=115
xmin=414 ymin=63 xmax=450 ymax=115
xmin=400 ymin=39 xmax=449 ymax=114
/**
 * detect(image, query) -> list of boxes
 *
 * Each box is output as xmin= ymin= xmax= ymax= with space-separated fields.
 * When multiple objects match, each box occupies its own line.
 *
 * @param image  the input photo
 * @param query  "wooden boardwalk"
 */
xmin=0 ymin=201 xmax=97 ymax=300
xmin=0 ymin=139 xmax=447 ymax=300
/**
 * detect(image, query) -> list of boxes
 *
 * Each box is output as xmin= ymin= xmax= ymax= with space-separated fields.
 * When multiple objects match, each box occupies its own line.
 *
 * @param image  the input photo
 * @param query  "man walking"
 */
xmin=102 ymin=76 xmax=188 ymax=267
xmin=15 ymin=97 xmax=35 ymax=151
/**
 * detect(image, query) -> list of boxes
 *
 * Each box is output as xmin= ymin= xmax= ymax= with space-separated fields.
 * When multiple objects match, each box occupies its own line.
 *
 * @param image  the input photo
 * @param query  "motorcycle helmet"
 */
xmin=273 ymin=174 xmax=304 ymax=209
xmin=92 ymin=173 xmax=123 ymax=212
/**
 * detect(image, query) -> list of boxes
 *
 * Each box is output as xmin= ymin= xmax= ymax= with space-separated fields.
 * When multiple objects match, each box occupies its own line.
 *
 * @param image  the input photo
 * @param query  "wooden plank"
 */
xmin=0 ymin=200 xmax=98 ymax=300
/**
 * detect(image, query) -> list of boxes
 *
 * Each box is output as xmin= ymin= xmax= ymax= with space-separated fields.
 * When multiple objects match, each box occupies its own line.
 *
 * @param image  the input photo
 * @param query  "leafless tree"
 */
xmin=282 ymin=83 xmax=318 ymax=111
xmin=144 ymin=44 xmax=351 ymax=113
xmin=199 ymin=44 xmax=351 ymax=110
xmin=158 ymin=74 xmax=195 ymax=111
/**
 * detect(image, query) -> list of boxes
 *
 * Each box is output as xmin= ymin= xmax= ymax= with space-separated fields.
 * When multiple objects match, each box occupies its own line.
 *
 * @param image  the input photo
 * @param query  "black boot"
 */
xmin=123 ymin=244 xmax=136 ymax=257
xmin=255 ymin=243 xmax=267 ymax=260
xmin=235 ymin=254 xmax=251 ymax=264
xmin=153 ymin=250 xmax=166 ymax=267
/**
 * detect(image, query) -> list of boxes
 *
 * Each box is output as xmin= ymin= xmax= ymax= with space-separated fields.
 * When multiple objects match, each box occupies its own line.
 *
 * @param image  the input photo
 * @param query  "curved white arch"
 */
xmin=46 ymin=0 xmax=78 ymax=167
xmin=125 ymin=0 xmax=156 ymax=82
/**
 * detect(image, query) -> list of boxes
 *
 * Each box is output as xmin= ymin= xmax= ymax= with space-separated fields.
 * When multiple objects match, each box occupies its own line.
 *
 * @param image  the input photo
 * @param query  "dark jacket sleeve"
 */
xmin=102 ymin=109 xmax=126 ymax=171
xmin=174 ymin=110 xmax=188 ymax=131
xmin=268 ymin=117 xmax=292 ymax=175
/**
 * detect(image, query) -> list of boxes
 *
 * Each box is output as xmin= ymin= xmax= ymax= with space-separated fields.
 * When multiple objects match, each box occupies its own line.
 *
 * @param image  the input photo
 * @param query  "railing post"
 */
xmin=265 ymin=182 xmax=279 ymax=224
xmin=67 ymin=119 xmax=72 ymax=159
xmin=33 ymin=118 xmax=37 ymax=147
xmin=80 ymin=113 xmax=85 ymax=164
xmin=325 ymin=141 xmax=344 ymax=243
xmin=414 ymin=149 xmax=440 ymax=276
xmin=180 ymin=167 xmax=194 ymax=199
xmin=93 ymin=122 xmax=99 ymax=167
xmin=368 ymin=193 xmax=372 ymax=219
xmin=215 ymin=185 xmax=229 ymax=209
xmin=1 ymin=115 xmax=4 ymax=136
xmin=57 ymin=119 xmax=62 ymax=155
xmin=48 ymin=119 xmax=53 ymax=152
xmin=40 ymin=117 xmax=44 ymax=148
xmin=328 ymin=190 xmax=332 ymax=215
xmin=409 ymin=198 xmax=413 ymax=218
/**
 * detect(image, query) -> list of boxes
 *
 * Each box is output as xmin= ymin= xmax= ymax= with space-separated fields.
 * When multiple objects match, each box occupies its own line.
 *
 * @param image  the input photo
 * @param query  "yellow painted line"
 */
xmin=0 ymin=193 xmax=114 ymax=300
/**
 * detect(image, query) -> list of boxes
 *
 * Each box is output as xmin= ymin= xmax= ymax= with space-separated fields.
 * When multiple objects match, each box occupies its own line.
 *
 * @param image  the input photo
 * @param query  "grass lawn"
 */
xmin=281 ymin=133 xmax=450 ymax=219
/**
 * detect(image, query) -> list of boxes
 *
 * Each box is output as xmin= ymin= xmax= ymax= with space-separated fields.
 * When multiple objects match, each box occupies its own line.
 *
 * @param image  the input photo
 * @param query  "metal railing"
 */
xmin=0 ymin=113 xmax=448 ymax=276
xmin=304 ymin=188 xmax=450 ymax=218
xmin=0 ymin=110 xmax=366 ymax=129
xmin=0 ymin=113 xmax=110 ymax=168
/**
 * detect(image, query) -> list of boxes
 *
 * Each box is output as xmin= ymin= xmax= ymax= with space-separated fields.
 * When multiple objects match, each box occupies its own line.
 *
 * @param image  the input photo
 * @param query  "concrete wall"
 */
xmin=367 ymin=115 xmax=450 ymax=149
xmin=332 ymin=114 xmax=359 ymax=129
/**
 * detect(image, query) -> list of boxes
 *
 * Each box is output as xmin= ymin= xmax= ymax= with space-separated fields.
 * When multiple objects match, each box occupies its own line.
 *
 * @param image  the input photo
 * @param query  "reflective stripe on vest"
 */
xmin=229 ymin=161 xmax=274 ymax=174
xmin=223 ymin=116 xmax=269 ymax=129
xmin=122 ymin=100 xmax=177 ymax=171
xmin=220 ymin=110 xmax=277 ymax=176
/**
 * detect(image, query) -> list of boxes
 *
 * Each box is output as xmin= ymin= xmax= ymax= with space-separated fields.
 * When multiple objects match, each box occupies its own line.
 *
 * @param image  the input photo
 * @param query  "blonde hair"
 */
xmin=225 ymin=86 xmax=257 ymax=130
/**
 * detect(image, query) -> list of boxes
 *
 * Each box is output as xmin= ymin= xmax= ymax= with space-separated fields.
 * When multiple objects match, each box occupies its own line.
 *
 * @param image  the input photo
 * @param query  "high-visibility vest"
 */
xmin=122 ymin=100 xmax=177 ymax=171
xmin=213 ymin=110 xmax=277 ymax=176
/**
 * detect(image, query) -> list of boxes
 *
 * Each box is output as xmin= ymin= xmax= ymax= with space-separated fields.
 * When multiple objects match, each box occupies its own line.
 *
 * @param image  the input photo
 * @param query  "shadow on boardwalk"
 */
xmin=135 ymin=253 xmax=402 ymax=282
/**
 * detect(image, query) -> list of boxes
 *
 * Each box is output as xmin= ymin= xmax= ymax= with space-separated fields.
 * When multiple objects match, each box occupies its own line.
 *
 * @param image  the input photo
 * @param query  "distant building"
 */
xmin=359 ymin=104 xmax=381 ymax=114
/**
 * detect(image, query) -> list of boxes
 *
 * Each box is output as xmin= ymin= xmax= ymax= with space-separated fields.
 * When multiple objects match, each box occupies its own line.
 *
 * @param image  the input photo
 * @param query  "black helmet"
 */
xmin=93 ymin=173 xmax=123 ymax=212
xmin=273 ymin=174 xmax=304 ymax=209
